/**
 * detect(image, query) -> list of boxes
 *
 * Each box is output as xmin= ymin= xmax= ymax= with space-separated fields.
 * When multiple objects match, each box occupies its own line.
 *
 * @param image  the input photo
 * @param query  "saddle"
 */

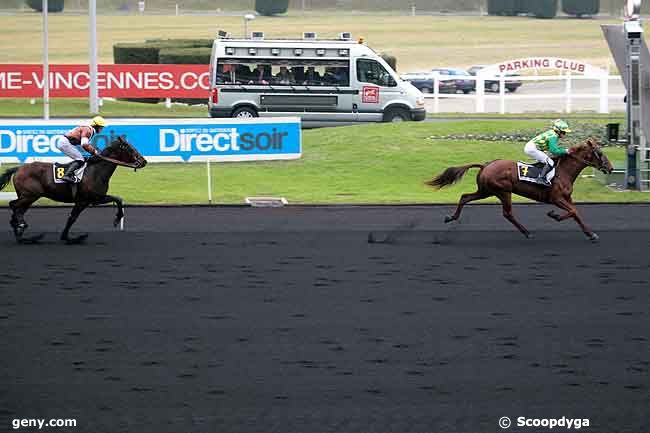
xmin=53 ymin=161 xmax=87 ymax=184
xmin=516 ymin=161 xmax=555 ymax=186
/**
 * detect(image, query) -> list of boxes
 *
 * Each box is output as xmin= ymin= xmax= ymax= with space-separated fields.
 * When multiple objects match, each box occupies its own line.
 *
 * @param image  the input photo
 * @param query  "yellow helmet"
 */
xmin=91 ymin=116 xmax=106 ymax=128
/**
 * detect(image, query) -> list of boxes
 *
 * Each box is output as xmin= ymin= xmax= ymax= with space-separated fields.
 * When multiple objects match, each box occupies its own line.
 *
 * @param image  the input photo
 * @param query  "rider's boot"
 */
xmin=537 ymin=162 xmax=553 ymax=187
xmin=61 ymin=160 xmax=84 ymax=183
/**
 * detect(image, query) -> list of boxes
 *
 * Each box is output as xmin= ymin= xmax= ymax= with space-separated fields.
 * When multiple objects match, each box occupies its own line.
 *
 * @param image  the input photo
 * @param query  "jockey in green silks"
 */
xmin=524 ymin=119 xmax=574 ymax=186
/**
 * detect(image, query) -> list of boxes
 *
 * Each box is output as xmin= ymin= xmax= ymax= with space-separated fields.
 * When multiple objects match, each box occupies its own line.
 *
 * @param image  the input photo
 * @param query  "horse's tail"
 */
xmin=0 ymin=167 xmax=19 ymax=192
xmin=426 ymin=163 xmax=484 ymax=189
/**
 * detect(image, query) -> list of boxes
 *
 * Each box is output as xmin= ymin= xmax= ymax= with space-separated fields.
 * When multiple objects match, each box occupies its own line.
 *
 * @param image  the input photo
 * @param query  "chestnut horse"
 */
xmin=427 ymin=138 xmax=613 ymax=242
xmin=0 ymin=136 xmax=147 ymax=244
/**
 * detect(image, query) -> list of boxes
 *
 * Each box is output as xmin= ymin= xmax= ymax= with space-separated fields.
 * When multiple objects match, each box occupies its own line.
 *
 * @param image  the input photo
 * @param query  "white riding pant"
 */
xmin=524 ymin=141 xmax=554 ymax=167
xmin=56 ymin=136 xmax=84 ymax=161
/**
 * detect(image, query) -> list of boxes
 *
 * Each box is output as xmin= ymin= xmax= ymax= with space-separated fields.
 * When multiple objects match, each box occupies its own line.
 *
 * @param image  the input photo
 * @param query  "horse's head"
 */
xmin=570 ymin=138 xmax=613 ymax=174
xmin=101 ymin=136 xmax=147 ymax=169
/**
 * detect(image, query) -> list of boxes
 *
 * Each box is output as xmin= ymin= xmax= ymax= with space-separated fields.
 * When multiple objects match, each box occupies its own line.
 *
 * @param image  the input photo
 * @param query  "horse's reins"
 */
xmin=96 ymin=154 xmax=141 ymax=169
xmin=568 ymin=151 xmax=599 ymax=169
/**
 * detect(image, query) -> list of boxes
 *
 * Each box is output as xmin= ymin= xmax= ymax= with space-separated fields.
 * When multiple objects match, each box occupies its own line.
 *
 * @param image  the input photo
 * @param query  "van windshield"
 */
xmin=216 ymin=58 xmax=350 ymax=87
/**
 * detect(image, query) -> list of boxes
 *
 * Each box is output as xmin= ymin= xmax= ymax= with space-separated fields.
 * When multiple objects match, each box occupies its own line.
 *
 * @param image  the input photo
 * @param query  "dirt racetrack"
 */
xmin=1 ymin=204 xmax=649 ymax=433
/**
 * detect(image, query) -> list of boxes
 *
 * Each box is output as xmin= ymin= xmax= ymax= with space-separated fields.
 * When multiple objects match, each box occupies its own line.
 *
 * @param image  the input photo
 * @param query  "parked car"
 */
xmin=400 ymin=71 xmax=456 ymax=94
xmin=430 ymin=68 xmax=475 ymax=94
xmin=467 ymin=65 xmax=523 ymax=93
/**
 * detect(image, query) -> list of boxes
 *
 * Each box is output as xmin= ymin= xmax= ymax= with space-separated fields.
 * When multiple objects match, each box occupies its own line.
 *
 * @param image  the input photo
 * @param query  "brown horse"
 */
xmin=427 ymin=138 xmax=614 ymax=242
xmin=0 ymin=136 xmax=147 ymax=244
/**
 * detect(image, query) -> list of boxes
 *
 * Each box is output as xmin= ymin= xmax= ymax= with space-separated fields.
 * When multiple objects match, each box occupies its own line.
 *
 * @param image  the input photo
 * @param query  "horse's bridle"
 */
xmin=568 ymin=146 xmax=603 ymax=169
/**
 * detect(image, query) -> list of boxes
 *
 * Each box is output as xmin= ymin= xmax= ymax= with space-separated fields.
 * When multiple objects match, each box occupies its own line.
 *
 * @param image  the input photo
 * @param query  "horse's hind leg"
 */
xmin=497 ymin=192 xmax=532 ymax=239
xmin=445 ymin=190 xmax=489 ymax=223
xmin=9 ymin=195 xmax=42 ymax=243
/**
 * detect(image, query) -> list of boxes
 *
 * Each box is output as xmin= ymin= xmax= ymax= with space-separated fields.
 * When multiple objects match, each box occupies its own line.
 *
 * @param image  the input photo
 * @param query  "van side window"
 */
xmin=357 ymin=59 xmax=396 ymax=87
xmin=216 ymin=59 xmax=349 ymax=87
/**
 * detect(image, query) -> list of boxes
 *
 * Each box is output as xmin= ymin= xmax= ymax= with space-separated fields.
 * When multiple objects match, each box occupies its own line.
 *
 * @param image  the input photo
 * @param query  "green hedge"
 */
xmin=25 ymin=0 xmax=64 ymax=12
xmin=487 ymin=0 xmax=528 ymax=16
xmin=255 ymin=0 xmax=289 ymax=15
xmin=529 ymin=0 xmax=557 ymax=18
xmin=562 ymin=0 xmax=599 ymax=16
xmin=145 ymin=38 xmax=214 ymax=48
xmin=113 ymin=43 xmax=160 ymax=64
xmin=113 ymin=40 xmax=214 ymax=64
xmin=158 ymin=48 xmax=212 ymax=65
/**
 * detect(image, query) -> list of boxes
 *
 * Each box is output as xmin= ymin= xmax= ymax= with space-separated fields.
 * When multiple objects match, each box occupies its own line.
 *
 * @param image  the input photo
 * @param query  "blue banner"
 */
xmin=0 ymin=118 xmax=301 ymax=163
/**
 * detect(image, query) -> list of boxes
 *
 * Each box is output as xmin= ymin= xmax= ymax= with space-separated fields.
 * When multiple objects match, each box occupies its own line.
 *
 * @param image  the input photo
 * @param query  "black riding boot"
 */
xmin=537 ymin=162 xmax=553 ymax=187
xmin=61 ymin=160 xmax=84 ymax=183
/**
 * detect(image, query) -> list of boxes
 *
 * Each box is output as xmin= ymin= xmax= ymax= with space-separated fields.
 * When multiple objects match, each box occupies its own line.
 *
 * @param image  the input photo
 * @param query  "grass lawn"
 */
xmin=1 ymin=120 xmax=645 ymax=205
xmin=0 ymin=14 xmax=620 ymax=73
xmin=0 ymin=98 xmax=208 ymax=118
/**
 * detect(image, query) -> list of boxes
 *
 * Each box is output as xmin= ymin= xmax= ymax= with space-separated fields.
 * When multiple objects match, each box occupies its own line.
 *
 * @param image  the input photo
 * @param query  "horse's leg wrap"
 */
xmin=91 ymin=195 xmax=124 ymax=227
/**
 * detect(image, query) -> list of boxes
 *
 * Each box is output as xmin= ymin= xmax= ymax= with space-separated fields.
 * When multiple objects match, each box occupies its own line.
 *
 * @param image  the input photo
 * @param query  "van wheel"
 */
xmin=383 ymin=107 xmax=409 ymax=123
xmin=232 ymin=107 xmax=258 ymax=118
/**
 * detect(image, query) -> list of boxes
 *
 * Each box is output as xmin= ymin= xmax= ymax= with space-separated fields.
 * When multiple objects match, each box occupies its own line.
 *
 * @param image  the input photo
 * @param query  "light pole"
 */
xmin=624 ymin=0 xmax=645 ymax=190
xmin=89 ymin=0 xmax=99 ymax=114
xmin=42 ymin=0 xmax=49 ymax=120
xmin=243 ymin=14 xmax=255 ymax=39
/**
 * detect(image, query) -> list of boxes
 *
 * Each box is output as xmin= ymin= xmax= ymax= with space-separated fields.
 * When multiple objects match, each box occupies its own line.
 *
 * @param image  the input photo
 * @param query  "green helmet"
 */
xmin=552 ymin=119 xmax=571 ymax=133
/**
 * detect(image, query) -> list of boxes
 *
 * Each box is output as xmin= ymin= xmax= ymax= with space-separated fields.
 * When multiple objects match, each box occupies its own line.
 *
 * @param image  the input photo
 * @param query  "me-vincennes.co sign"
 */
xmin=478 ymin=57 xmax=607 ymax=77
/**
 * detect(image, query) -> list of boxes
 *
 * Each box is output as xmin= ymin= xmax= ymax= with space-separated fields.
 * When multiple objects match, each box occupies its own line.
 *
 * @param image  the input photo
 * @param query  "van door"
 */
xmin=353 ymin=58 xmax=402 ymax=122
xmin=257 ymin=63 xmax=358 ymax=122
xmin=299 ymin=64 xmax=357 ymax=122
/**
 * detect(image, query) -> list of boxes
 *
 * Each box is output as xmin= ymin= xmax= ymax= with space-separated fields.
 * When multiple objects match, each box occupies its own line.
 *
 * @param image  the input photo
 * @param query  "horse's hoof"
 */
xmin=65 ymin=234 xmax=89 ymax=245
xmin=444 ymin=216 xmax=454 ymax=224
xmin=22 ymin=233 xmax=45 ymax=244
xmin=588 ymin=233 xmax=600 ymax=243
xmin=525 ymin=232 xmax=534 ymax=239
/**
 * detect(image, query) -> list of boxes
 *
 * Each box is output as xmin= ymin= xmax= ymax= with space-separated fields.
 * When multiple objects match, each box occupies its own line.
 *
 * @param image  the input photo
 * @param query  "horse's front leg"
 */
xmin=92 ymin=194 xmax=124 ymax=227
xmin=61 ymin=201 xmax=90 ymax=244
xmin=550 ymin=198 xmax=598 ymax=242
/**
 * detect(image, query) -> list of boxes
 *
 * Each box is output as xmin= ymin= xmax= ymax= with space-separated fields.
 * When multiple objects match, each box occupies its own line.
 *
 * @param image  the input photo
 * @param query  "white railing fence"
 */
xmin=419 ymin=74 xmax=625 ymax=114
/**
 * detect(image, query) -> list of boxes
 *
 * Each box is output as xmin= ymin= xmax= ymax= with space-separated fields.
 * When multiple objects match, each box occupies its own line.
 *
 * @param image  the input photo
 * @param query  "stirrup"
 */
xmin=62 ymin=161 xmax=82 ymax=182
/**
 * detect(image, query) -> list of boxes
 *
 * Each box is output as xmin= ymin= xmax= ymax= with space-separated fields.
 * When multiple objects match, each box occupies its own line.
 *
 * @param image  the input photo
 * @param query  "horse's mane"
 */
xmin=563 ymin=138 xmax=598 ymax=160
